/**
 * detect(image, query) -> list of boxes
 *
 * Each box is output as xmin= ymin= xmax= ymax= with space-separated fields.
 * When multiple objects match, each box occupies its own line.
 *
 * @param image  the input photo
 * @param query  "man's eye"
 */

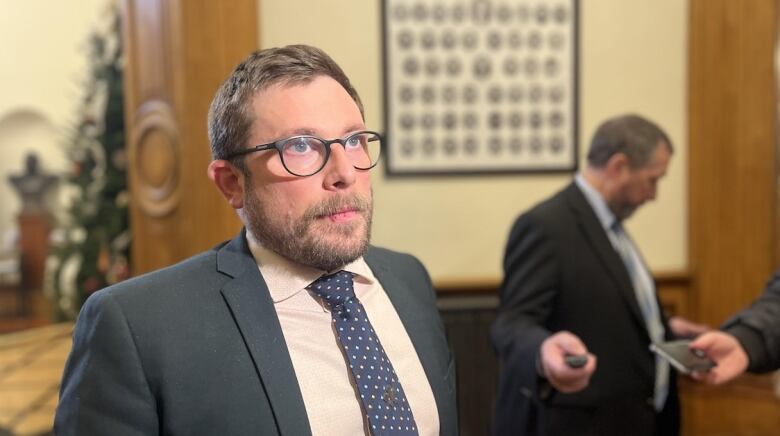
xmin=345 ymin=135 xmax=365 ymax=150
xmin=286 ymin=138 xmax=315 ymax=154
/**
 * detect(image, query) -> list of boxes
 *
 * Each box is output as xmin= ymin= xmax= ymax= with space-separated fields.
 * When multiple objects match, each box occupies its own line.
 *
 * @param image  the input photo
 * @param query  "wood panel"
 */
xmin=680 ymin=375 xmax=780 ymax=436
xmin=439 ymin=297 xmax=498 ymax=436
xmin=689 ymin=0 xmax=778 ymax=326
xmin=688 ymin=1 xmax=780 ymax=435
xmin=122 ymin=0 xmax=257 ymax=274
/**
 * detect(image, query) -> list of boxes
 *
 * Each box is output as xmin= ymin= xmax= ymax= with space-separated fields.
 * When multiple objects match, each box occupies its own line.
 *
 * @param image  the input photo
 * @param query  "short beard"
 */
xmin=615 ymin=206 xmax=636 ymax=221
xmin=609 ymin=197 xmax=637 ymax=221
xmin=243 ymin=186 xmax=373 ymax=272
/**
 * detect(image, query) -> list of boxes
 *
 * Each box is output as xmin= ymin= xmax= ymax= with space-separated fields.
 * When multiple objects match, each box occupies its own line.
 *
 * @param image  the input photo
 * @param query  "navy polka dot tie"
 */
xmin=308 ymin=271 xmax=419 ymax=435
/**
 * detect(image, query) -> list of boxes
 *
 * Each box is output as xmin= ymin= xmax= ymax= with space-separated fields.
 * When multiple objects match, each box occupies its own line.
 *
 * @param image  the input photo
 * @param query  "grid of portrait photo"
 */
xmin=383 ymin=0 xmax=579 ymax=175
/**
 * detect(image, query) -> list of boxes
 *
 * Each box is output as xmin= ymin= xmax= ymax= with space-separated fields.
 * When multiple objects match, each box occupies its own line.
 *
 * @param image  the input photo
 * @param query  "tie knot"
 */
xmin=307 ymin=270 xmax=356 ymax=311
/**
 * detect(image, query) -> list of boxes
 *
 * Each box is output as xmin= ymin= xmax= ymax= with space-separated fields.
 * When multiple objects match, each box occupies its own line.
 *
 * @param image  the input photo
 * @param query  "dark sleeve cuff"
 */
xmin=725 ymin=324 xmax=771 ymax=373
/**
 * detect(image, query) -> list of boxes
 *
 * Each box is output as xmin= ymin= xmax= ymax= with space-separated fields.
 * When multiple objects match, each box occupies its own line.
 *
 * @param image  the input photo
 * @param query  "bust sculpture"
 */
xmin=8 ymin=153 xmax=58 ymax=215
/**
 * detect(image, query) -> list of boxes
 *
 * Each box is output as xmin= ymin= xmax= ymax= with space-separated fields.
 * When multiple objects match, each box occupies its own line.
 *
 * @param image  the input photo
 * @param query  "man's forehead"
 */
xmin=269 ymin=124 xmax=367 ymax=140
xmin=249 ymin=79 xmax=364 ymax=140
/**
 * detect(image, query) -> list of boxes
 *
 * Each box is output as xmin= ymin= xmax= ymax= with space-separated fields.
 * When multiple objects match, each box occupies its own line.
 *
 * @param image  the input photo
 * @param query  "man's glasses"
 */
xmin=225 ymin=130 xmax=383 ymax=177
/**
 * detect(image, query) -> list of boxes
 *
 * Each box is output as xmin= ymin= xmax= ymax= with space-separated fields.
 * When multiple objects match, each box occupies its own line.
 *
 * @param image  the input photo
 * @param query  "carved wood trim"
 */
xmin=129 ymin=100 xmax=181 ymax=217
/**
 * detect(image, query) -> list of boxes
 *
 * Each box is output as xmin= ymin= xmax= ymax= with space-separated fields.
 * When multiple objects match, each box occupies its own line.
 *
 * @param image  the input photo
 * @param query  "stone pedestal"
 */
xmin=18 ymin=212 xmax=50 ymax=292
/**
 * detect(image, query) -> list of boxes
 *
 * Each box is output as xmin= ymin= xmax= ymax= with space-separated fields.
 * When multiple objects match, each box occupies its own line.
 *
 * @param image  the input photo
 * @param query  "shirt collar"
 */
xmin=246 ymin=233 xmax=376 ymax=303
xmin=575 ymin=173 xmax=618 ymax=232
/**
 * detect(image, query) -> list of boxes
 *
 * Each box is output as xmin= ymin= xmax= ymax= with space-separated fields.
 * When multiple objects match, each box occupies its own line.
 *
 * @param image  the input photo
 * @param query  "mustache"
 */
xmin=301 ymin=193 xmax=372 ymax=220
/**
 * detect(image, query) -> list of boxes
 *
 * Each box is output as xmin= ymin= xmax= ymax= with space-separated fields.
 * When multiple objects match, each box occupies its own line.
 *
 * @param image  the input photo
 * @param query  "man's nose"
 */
xmin=322 ymin=143 xmax=357 ymax=189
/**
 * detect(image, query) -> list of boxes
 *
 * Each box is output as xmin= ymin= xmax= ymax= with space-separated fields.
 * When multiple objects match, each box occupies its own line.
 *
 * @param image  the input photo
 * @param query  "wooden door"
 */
xmin=122 ymin=0 xmax=257 ymax=274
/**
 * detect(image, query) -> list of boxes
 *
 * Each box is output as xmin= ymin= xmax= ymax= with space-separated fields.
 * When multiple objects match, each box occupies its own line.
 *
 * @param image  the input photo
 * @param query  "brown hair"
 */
xmin=207 ymin=45 xmax=364 ymax=172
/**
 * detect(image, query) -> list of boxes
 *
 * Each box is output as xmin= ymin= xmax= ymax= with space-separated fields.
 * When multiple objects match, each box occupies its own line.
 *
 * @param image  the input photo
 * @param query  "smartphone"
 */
xmin=649 ymin=340 xmax=716 ymax=374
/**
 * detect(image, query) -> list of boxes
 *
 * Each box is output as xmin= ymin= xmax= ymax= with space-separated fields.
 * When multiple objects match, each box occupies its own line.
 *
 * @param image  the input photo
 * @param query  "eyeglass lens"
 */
xmin=280 ymin=132 xmax=381 ymax=176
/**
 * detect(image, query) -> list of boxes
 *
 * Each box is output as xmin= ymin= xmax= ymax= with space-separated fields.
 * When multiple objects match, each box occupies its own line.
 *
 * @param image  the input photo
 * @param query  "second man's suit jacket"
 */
xmin=55 ymin=231 xmax=457 ymax=435
xmin=491 ymin=182 xmax=679 ymax=436
xmin=724 ymin=270 xmax=780 ymax=372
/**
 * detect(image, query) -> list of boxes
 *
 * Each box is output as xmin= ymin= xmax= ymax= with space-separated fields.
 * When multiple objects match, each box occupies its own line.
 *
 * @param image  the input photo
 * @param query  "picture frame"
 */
xmin=382 ymin=0 xmax=579 ymax=176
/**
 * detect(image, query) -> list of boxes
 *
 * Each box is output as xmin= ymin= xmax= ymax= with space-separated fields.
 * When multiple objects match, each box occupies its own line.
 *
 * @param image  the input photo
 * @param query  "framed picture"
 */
xmin=382 ymin=0 xmax=579 ymax=175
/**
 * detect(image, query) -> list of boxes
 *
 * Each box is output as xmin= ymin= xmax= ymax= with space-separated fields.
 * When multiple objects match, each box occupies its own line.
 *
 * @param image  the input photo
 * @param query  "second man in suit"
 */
xmin=492 ymin=114 xmax=705 ymax=436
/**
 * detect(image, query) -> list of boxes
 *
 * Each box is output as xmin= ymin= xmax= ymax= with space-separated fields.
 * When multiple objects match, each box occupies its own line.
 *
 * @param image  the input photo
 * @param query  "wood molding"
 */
xmin=129 ymin=100 xmax=181 ymax=217
xmin=656 ymin=270 xmax=693 ymax=319
xmin=434 ymin=269 xmax=691 ymax=298
xmin=434 ymin=277 xmax=499 ymax=294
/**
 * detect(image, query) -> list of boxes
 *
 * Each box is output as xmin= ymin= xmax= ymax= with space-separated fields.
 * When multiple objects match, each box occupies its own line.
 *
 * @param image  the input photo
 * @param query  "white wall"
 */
xmin=0 ymin=0 xmax=111 ymax=241
xmin=258 ymin=0 xmax=688 ymax=283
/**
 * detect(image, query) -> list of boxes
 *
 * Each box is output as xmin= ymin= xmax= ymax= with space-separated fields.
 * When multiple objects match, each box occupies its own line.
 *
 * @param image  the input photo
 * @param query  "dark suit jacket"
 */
xmin=491 ymin=182 xmax=679 ymax=436
xmin=55 ymin=231 xmax=457 ymax=436
xmin=724 ymin=270 xmax=780 ymax=372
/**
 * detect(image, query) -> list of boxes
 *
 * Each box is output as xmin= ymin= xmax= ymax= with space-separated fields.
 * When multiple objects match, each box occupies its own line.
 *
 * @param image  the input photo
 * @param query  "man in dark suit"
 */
xmin=492 ymin=114 xmax=705 ymax=436
xmin=691 ymin=271 xmax=780 ymax=384
xmin=55 ymin=45 xmax=457 ymax=436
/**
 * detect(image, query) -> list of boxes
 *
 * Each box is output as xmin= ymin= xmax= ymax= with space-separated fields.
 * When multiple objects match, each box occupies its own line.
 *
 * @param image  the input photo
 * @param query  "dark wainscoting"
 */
xmin=438 ymin=289 xmax=500 ymax=436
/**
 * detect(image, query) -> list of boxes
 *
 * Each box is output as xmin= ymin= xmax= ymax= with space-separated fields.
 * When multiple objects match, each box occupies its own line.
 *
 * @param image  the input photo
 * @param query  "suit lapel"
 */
xmin=217 ymin=231 xmax=312 ymax=436
xmin=563 ymin=183 xmax=648 ymax=332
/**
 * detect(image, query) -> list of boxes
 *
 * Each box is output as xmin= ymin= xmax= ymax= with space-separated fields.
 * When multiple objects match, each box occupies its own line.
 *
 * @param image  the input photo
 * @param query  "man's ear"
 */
xmin=208 ymin=160 xmax=245 ymax=209
xmin=605 ymin=152 xmax=630 ymax=178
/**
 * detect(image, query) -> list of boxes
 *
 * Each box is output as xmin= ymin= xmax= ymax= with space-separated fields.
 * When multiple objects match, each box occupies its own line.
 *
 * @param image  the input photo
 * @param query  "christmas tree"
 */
xmin=44 ymin=9 xmax=130 ymax=320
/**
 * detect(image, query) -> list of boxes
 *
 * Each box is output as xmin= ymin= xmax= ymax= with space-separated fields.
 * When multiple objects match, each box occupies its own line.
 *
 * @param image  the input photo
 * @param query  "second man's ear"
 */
xmin=605 ymin=152 xmax=631 ymax=177
xmin=207 ymin=160 xmax=245 ymax=209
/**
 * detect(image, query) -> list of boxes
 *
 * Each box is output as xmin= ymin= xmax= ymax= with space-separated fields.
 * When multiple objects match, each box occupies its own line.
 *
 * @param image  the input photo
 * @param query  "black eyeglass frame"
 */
xmin=224 ymin=130 xmax=383 ymax=177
